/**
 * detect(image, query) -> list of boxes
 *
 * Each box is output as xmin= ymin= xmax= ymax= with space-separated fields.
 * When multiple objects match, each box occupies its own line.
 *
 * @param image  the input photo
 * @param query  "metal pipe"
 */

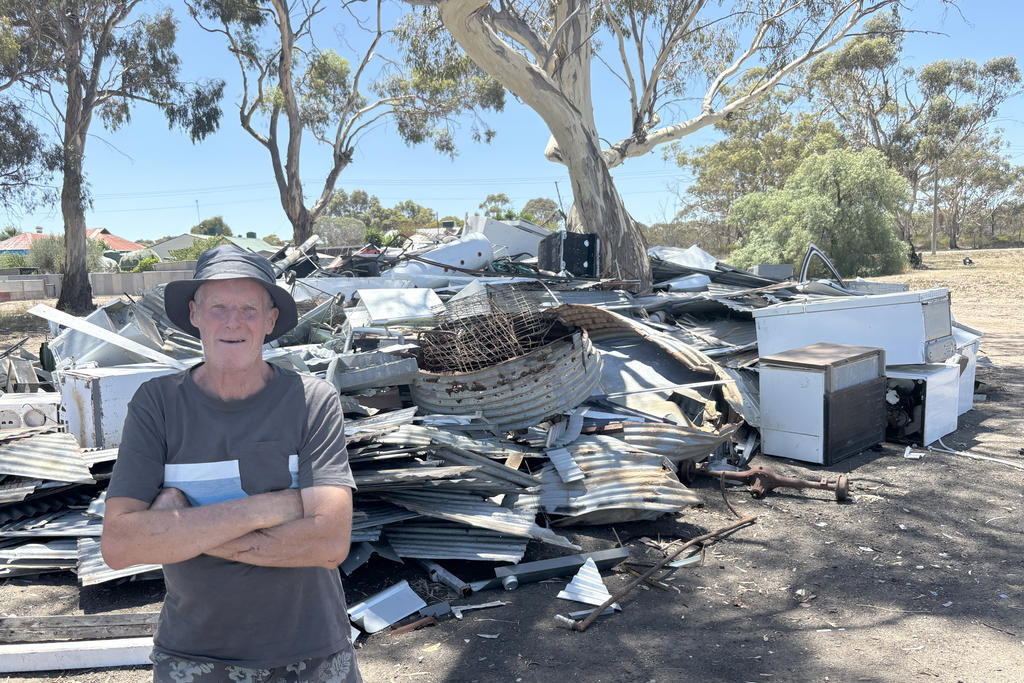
xmin=572 ymin=515 xmax=757 ymax=632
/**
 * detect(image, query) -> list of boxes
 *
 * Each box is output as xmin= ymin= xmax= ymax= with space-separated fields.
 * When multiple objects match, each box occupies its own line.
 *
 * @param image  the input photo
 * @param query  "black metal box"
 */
xmin=538 ymin=232 xmax=599 ymax=277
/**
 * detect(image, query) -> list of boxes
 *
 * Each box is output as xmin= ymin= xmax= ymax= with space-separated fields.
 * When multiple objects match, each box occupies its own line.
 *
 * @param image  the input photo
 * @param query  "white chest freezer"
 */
xmin=753 ymin=288 xmax=956 ymax=365
xmin=759 ymin=343 xmax=886 ymax=465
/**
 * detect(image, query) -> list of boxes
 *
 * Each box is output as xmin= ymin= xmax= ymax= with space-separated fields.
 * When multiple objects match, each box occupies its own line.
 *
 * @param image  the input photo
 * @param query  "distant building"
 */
xmin=0 ymin=227 xmax=142 ymax=255
xmin=149 ymin=232 xmax=275 ymax=260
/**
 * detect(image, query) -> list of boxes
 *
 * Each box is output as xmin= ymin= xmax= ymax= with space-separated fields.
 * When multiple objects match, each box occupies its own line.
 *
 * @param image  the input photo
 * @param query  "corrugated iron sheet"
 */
xmin=537 ymin=436 xmax=700 ymax=524
xmin=383 ymin=522 xmax=529 ymax=563
xmin=381 ymin=489 xmax=578 ymax=549
xmin=617 ymin=422 xmax=738 ymax=464
xmin=76 ymin=537 xmax=161 ymax=586
xmin=0 ymin=476 xmax=42 ymax=504
xmin=410 ymin=331 xmax=603 ymax=431
xmin=551 ymin=304 xmax=744 ymax=413
xmin=0 ymin=509 xmax=102 ymax=537
xmin=0 ymin=433 xmax=95 ymax=484
xmin=556 ymin=557 xmax=620 ymax=610
xmin=345 ymin=407 xmax=419 ymax=444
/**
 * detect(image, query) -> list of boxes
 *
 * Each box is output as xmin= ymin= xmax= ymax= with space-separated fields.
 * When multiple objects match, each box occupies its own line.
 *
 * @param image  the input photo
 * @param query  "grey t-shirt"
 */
xmin=107 ymin=364 xmax=357 ymax=668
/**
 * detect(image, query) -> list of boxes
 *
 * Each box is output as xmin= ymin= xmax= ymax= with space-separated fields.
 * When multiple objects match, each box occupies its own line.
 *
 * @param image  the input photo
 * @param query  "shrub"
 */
xmin=28 ymin=236 xmax=107 ymax=274
xmin=119 ymin=248 xmax=159 ymax=272
xmin=169 ymin=236 xmax=228 ymax=261
xmin=727 ymin=149 xmax=909 ymax=277
xmin=0 ymin=252 xmax=30 ymax=269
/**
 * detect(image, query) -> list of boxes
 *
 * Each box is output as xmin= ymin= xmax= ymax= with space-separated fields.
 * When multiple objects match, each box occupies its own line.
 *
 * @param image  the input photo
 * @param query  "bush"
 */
xmin=131 ymin=256 xmax=160 ymax=273
xmin=0 ymin=252 xmax=30 ymax=269
xmin=28 ymin=236 xmax=108 ymax=274
xmin=119 ymin=248 xmax=159 ymax=272
xmin=727 ymin=149 xmax=909 ymax=277
xmin=169 ymin=236 xmax=228 ymax=261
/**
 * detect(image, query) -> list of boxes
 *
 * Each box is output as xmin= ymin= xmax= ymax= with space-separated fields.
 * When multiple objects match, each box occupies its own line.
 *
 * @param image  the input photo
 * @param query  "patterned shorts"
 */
xmin=150 ymin=648 xmax=362 ymax=683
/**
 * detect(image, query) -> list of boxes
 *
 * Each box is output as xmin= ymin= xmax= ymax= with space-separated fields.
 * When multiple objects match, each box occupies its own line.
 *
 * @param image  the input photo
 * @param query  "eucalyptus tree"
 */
xmin=1 ymin=1 xmax=224 ymax=313
xmin=397 ymin=0 xmax=901 ymax=291
xmin=807 ymin=11 xmax=1021 ymax=255
xmin=188 ymin=0 xmax=504 ymax=245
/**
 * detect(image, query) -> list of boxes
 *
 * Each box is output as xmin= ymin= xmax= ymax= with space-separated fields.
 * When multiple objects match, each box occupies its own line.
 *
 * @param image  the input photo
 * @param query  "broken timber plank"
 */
xmin=0 ymin=636 xmax=153 ymax=673
xmin=0 ymin=613 xmax=159 ymax=644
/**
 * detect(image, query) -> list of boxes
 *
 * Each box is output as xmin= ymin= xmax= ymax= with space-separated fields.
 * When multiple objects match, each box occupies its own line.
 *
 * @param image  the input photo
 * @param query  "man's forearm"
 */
xmin=204 ymin=512 xmax=351 ymax=569
xmin=101 ymin=489 xmax=303 ymax=569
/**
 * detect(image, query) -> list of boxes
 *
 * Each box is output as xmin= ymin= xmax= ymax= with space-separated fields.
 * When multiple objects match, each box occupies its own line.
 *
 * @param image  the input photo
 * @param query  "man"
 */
xmin=101 ymin=244 xmax=361 ymax=682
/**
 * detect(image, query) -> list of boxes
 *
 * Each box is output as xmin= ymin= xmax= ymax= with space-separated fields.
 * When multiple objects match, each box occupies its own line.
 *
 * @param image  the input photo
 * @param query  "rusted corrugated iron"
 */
xmin=410 ymin=330 xmax=602 ymax=431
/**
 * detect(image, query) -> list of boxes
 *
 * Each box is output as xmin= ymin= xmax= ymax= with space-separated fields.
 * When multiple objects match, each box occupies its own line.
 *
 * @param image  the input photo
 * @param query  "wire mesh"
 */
xmin=418 ymin=286 xmax=559 ymax=373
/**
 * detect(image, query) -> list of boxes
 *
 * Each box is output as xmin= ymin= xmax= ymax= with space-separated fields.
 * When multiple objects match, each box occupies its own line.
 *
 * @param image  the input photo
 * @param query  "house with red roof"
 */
xmin=0 ymin=227 xmax=143 ymax=254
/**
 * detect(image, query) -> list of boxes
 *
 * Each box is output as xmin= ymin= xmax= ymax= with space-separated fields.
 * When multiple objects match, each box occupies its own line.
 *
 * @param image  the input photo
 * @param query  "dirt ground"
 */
xmin=2 ymin=250 xmax=1022 ymax=683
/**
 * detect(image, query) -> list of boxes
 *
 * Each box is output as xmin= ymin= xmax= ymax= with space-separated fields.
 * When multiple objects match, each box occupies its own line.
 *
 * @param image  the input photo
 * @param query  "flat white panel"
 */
xmin=922 ymin=365 xmax=959 ymax=445
xmin=756 ymin=301 xmax=929 ymax=364
xmin=955 ymin=341 xmax=979 ymax=415
xmin=759 ymin=367 xmax=824 ymax=436
xmin=0 ymin=637 xmax=153 ymax=673
xmin=762 ymin=428 xmax=824 ymax=464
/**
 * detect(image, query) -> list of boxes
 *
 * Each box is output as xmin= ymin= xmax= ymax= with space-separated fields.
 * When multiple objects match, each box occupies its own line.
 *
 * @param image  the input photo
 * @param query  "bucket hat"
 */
xmin=164 ymin=244 xmax=298 ymax=343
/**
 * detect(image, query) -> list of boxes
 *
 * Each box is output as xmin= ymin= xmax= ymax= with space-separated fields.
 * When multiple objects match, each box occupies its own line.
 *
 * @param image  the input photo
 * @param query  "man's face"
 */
xmin=189 ymin=279 xmax=279 ymax=372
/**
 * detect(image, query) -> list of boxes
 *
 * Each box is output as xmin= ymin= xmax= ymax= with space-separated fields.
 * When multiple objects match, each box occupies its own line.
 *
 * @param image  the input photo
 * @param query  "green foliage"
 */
xmin=671 ymin=78 xmax=847 ymax=251
xmin=807 ymin=11 xmax=1021 ymax=243
xmin=28 ymin=236 xmax=108 ymax=274
xmin=728 ymin=149 xmax=909 ymax=277
xmin=0 ymin=251 xmax=29 ymax=269
xmin=190 ymin=215 xmax=233 ymax=236
xmin=521 ymin=198 xmax=561 ymax=228
xmin=0 ymin=101 xmax=57 ymax=208
xmin=131 ymin=256 xmax=160 ymax=273
xmin=324 ymin=189 xmax=441 ymax=235
xmin=119 ymin=248 xmax=160 ymax=272
xmin=169 ymin=236 xmax=227 ymax=261
xmin=314 ymin=216 xmax=367 ymax=246
xmin=263 ymin=234 xmax=283 ymax=246
xmin=364 ymin=227 xmax=405 ymax=248
xmin=1 ymin=225 xmax=17 ymax=240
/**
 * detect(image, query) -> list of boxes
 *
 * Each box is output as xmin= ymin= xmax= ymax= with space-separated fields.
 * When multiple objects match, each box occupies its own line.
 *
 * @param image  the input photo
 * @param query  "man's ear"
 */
xmin=266 ymin=306 xmax=279 ymax=336
xmin=189 ymin=299 xmax=199 ymax=328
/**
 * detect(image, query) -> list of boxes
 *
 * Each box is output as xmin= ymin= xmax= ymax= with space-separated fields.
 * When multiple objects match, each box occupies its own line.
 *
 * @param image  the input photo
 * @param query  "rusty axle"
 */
xmin=681 ymin=461 xmax=850 ymax=501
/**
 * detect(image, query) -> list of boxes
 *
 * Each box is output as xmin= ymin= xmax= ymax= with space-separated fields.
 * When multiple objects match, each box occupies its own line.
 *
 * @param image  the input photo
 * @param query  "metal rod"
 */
xmin=572 ymin=515 xmax=757 ymax=632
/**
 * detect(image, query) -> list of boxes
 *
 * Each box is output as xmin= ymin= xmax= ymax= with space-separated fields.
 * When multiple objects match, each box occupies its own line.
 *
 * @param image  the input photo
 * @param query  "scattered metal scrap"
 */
xmin=0 ymin=223 xmax=988 ymax=654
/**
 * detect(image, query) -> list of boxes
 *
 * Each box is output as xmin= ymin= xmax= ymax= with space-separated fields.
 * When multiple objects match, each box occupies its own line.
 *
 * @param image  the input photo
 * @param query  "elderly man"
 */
xmin=101 ymin=244 xmax=361 ymax=682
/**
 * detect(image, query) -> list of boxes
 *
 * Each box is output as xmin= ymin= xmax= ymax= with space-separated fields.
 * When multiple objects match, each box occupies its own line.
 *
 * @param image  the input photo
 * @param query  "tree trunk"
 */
xmin=434 ymin=0 xmax=653 ymax=292
xmin=562 ymin=139 xmax=650 ymax=290
xmin=55 ymin=26 xmax=93 ymax=315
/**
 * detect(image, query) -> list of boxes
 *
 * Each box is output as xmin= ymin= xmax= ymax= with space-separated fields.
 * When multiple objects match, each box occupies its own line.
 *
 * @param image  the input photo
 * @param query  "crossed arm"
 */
xmin=100 ymin=485 xmax=353 ymax=571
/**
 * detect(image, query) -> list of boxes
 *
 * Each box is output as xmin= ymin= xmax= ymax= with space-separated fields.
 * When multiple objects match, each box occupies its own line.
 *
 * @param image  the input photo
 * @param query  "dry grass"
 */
xmin=866 ymin=248 xmax=1024 ymax=364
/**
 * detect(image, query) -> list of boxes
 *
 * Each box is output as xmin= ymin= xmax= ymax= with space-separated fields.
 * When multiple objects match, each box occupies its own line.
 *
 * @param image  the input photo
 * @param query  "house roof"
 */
xmin=85 ymin=228 xmax=143 ymax=252
xmin=0 ymin=233 xmax=42 ymax=252
xmin=0 ymin=229 xmax=142 ymax=253
xmin=149 ymin=234 xmax=276 ymax=260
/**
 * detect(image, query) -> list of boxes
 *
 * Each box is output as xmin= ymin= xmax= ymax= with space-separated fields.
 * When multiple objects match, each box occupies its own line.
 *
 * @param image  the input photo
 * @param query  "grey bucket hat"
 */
xmin=164 ymin=244 xmax=298 ymax=342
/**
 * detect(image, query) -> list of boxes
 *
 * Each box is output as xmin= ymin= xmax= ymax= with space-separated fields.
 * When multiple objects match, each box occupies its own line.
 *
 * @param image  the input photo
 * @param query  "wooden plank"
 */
xmin=0 ymin=613 xmax=159 ymax=644
xmin=0 ymin=636 xmax=153 ymax=673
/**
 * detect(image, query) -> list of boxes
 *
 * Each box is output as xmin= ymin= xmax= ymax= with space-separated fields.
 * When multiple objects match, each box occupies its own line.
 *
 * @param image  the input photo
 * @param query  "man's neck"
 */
xmin=192 ymin=361 xmax=274 ymax=402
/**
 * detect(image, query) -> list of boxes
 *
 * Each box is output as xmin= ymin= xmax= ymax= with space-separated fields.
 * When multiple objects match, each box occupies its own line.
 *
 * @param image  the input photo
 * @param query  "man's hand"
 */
xmin=149 ymin=487 xmax=189 ymax=511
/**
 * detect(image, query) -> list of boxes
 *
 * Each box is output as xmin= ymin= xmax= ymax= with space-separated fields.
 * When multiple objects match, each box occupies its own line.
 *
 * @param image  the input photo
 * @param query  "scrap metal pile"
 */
xmin=0 ymin=215 xmax=985 ymax=637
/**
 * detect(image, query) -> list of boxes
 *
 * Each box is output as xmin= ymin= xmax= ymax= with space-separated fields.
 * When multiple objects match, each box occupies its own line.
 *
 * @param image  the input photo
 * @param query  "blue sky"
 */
xmin=6 ymin=1 xmax=1022 ymax=244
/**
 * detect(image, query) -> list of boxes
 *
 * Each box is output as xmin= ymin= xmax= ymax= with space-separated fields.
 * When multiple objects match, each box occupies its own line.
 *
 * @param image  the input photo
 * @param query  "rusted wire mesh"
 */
xmin=417 ymin=287 xmax=558 ymax=373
